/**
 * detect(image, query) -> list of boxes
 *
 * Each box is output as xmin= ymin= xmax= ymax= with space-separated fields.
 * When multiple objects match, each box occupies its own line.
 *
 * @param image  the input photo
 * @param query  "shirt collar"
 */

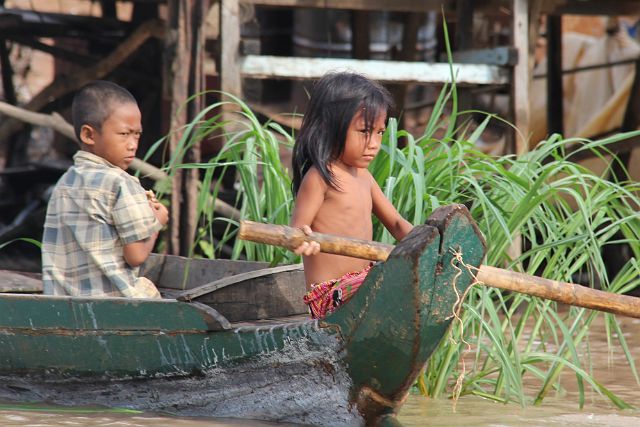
xmin=73 ymin=150 xmax=119 ymax=169
xmin=72 ymin=150 xmax=141 ymax=185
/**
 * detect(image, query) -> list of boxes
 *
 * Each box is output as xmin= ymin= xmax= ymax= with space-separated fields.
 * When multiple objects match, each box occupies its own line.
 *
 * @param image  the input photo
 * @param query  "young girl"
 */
xmin=290 ymin=72 xmax=413 ymax=318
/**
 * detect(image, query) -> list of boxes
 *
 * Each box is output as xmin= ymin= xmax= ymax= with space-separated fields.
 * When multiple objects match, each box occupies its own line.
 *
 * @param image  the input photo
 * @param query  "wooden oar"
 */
xmin=239 ymin=220 xmax=640 ymax=319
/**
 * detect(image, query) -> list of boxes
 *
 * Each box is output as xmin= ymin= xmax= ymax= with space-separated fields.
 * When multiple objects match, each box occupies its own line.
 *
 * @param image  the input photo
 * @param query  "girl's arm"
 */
xmin=290 ymin=168 xmax=327 ymax=255
xmin=370 ymin=174 xmax=413 ymax=242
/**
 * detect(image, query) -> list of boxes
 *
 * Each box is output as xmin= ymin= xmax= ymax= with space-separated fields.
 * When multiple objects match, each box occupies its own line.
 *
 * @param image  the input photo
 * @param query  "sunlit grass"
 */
xmin=153 ymin=85 xmax=640 ymax=409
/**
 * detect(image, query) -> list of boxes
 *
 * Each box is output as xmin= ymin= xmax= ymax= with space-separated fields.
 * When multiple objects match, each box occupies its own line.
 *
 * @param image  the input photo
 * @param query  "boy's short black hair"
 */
xmin=71 ymin=80 xmax=137 ymax=142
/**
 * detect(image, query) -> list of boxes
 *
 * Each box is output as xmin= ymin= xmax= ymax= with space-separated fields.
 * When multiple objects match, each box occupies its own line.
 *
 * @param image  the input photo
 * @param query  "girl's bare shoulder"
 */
xmin=299 ymin=166 xmax=329 ymax=192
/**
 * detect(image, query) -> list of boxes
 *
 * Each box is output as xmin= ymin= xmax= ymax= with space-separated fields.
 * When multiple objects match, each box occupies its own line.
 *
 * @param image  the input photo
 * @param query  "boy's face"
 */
xmin=338 ymin=110 xmax=386 ymax=170
xmin=80 ymin=101 xmax=142 ymax=170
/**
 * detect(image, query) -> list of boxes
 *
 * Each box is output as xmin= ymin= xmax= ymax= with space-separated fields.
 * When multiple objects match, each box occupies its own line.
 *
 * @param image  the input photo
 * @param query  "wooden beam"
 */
xmin=447 ymin=47 xmax=519 ymax=66
xmin=541 ymin=0 xmax=640 ymax=16
xmin=0 ymin=7 xmax=130 ymax=38
xmin=8 ymin=35 xmax=151 ymax=82
xmin=240 ymin=0 xmax=447 ymax=13
xmin=240 ymin=55 xmax=509 ymax=85
xmin=0 ymin=19 xmax=164 ymax=167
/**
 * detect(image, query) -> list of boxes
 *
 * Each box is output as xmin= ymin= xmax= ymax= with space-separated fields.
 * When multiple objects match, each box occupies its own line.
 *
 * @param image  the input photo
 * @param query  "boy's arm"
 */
xmin=290 ymin=169 xmax=325 ymax=256
xmin=123 ymin=199 xmax=169 ymax=267
xmin=370 ymin=174 xmax=413 ymax=241
xmin=123 ymin=232 xmax=159 ymax=267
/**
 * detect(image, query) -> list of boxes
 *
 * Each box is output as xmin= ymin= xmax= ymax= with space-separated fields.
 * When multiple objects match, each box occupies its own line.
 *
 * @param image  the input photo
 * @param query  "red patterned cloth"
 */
xmin=303 ymin=264 xmax=373 ymax=319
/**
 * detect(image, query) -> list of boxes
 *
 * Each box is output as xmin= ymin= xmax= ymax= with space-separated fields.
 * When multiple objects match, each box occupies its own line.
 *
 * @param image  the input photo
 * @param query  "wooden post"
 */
xmin=456 ymin=0 xmax=474 ymax=115
xmin=220 ymin=0 xmax=241 ymax=100
xmin=183 ymin=0 xmax=210 ymax=255
xmin=164 ymin=0 xmax=211 ymax=256
xmin=387 ymin=12 xmax=421 ymax=134
xmin=546 ymin=14 xmax=563 ymax=135
xmin=100 ymin=0 xmax=117 ymax=19
xmin=351 ymin=11 xmax=370 ymax=60
xmin=511 ymin=0 xmax=531 ymax=156
xmin=165 ymin=0 xmax=188 ymax=255
xmin=0 ymin=39 xmax=16 ymax=106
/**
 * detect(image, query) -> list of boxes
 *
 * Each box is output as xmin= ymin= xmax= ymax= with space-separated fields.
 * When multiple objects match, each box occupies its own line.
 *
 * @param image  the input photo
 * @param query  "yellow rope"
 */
xmin=448 ymin=247 xmax=483 ymax=410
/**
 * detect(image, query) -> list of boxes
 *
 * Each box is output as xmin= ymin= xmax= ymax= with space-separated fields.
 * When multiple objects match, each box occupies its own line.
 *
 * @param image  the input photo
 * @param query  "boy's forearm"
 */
xmin=123 ymin=231 xmax=159 ymax=267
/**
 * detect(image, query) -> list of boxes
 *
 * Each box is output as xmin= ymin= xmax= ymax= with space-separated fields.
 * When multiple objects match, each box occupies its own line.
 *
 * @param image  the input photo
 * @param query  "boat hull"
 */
xmin=0 ymin=204 xmax=486 ymax=426
xmin=0 ymin=312 xmax=362 ymax=425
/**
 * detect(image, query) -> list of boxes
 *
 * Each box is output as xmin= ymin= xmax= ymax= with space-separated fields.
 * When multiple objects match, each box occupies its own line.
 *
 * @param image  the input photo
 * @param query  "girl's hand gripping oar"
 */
xmin=238 ymin=220 xmax=394 ymax=262
xmin=239 ymin=220 xmax=640 ymax=319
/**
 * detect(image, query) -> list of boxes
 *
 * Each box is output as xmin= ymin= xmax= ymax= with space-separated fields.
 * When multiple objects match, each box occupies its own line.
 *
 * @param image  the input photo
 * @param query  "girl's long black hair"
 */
xmin=291 ymin=72 xmax=394 ymax=196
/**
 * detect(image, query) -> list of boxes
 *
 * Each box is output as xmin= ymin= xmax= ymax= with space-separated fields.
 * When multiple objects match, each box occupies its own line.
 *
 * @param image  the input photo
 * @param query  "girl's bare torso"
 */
xmin=302 ymin=167 xmax=374 ymax=285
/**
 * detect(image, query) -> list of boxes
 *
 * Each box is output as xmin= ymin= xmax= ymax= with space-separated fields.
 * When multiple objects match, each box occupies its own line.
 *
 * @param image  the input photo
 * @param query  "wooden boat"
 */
xmin=0 ymin=204 xmax=486 ymax=426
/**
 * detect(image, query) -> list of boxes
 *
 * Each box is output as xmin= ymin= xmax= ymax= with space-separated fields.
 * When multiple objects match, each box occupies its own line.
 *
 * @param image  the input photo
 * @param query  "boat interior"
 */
xmin=0 ymin=253 xmax=310 ymax=326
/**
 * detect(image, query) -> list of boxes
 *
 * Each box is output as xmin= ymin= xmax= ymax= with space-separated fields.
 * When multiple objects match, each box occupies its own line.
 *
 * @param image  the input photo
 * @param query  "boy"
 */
xmin=42 ymin=80 xmax=169 ymax=298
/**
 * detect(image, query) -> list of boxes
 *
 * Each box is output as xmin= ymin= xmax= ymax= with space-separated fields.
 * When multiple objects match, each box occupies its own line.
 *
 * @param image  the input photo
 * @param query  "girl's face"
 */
xmin=337 ymin=110 xmax=386 ymax=170
xmin=80 ymin=101 xmax=142 ymax=170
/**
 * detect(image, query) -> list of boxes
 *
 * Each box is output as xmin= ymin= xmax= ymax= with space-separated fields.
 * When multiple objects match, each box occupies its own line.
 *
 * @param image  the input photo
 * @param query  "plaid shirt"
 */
xmin=42 ymin=151 xmax=163 ymax=297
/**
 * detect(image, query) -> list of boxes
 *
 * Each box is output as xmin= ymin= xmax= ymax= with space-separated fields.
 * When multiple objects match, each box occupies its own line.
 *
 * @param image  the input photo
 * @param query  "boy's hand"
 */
xmin=145 ymin=190 xmax=169 ymax=226
xmin=293 ymin=225 xmax=321 ymax=256
xmin=151 ymin=201 xmax=169 ymax=226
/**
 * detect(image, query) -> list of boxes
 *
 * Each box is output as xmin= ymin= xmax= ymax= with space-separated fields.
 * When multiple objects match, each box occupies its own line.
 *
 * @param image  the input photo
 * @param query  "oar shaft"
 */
xmin=238 ymin=220 xmax=640 ymax=319
xmin=476 ymin=266 xmax=640 ymax=318
xmin=238 ymin=220 xmax=393 ymax=261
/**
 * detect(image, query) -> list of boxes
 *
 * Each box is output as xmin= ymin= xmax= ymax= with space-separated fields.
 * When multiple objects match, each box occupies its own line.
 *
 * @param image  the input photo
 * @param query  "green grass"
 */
xmin=151 ymin=85 xmax=640 ymax=409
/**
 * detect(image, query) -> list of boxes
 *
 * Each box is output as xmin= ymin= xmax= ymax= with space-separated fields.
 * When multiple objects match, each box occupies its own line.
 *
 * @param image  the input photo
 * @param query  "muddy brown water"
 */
xmin=2 ymin=315 xmax=639 ymax=426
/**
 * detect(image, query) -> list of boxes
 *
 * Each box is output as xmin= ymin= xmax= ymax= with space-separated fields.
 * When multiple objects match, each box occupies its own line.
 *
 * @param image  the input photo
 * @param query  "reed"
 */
xmin=153 ymin=87 xmax=640 ymax=408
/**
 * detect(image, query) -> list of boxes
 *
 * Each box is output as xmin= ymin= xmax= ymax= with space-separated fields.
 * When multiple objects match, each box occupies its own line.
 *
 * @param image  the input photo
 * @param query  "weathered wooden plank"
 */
xmin=0 ymin=270 xmax=42 ymax=293
xmin=541 ymin=0 xmax=640 ymax=15
xmin=176 ymin=264 xmax=303 ymax=301
xmin=0 ymin=293 xmax=229 ymax=331
xmin=240 ymin=0 xmax=446 ymax=12
xmin=447 ymin=47 xmax=518 ymax=66
xmin=141 ymin=253 xmax=268 ymax=290
xmin=240 ymin=55 xmax=510 ymax=85
xmin=198 ymin=269 xmax=307 ymax=321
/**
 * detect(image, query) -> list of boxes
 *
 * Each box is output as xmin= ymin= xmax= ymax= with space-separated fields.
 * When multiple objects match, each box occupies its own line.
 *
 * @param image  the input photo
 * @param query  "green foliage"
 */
xmin=0 ymin=238 xmax=42 ymax=250
xmin=145 ymin=93 xmax=298 ymax=265
xmin=153 ymin=85 xmax=639 ymax=408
